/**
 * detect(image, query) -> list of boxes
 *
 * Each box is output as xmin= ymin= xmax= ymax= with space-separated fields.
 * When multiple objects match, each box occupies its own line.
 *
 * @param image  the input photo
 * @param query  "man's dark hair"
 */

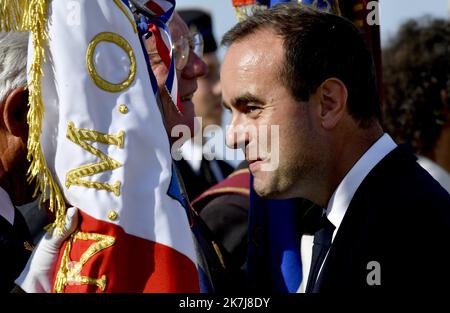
xmin=222 ymin=4 xmax=381 ymax=128
xmin=382 ymin=17 xmax=450 ymax=155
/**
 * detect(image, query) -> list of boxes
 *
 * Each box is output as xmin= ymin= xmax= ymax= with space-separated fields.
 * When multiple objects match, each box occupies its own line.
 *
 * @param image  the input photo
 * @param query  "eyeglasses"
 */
xmin=147 ymin=32 xmax=204 ymax=71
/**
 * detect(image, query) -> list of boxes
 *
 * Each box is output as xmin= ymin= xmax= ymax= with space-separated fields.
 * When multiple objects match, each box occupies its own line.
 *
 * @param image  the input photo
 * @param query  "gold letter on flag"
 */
xmin=86 ymin=32 xmax=136 ymax=93
xmin=54 ymin=231 xmax=116 ymax=292
xmin=65 ymin=122 xmax=124 ymax=196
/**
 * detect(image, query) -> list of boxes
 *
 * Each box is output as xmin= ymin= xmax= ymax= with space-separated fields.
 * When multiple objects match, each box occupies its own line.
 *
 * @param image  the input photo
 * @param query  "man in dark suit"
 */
xmin=220 ymin=4 xmax=450 ymax=292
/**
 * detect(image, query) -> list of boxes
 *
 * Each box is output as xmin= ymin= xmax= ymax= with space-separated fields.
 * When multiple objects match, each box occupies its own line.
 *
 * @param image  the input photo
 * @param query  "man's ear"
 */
xmin=3 ymin=87 xmax=29 ymax=139
xmin=318 ymin=78 xmax=348 ymax=130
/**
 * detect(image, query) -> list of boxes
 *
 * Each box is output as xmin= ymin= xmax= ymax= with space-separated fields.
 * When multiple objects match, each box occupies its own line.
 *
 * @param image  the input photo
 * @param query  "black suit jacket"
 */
xmin=315 ymin=145 xmax=450 ymax=292
xmin=0 ymin=208 xmax=32 ymax=293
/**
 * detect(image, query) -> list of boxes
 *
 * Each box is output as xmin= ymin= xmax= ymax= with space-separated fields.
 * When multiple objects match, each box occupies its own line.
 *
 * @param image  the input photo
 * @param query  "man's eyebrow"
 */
xmin=223 ymin=93 xmax=265 ymax=111
xmin=231 ymin=93 xmax=265 ymax=107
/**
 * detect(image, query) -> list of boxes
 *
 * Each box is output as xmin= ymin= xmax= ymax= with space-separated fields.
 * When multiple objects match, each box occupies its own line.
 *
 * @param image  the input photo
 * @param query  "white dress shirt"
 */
xmin=298 ymin=133 xmax=397 ymax=292
xmin=0 ymin=186 xmax=15 ymax=225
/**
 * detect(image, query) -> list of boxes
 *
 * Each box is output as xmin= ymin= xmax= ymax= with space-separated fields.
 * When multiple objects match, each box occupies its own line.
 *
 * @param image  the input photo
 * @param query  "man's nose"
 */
xmin=181 ymin=51 xmax=207 ymax=79
xmin=226 ymin=115 xmax=249 ymax=150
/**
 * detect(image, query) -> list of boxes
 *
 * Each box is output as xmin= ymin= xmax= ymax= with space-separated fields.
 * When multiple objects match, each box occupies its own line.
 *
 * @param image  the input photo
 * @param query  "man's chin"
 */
xmin=254 ymin=187 xmax=287 ymax=200
xmin=253 ymin=179 xmax=286 ymax=200
xmin=253 ymin=172 xmax=292 ymax=200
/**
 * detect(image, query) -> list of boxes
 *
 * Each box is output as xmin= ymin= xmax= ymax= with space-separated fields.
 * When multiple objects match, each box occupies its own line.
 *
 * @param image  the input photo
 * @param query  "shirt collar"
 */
xmin=326 ymin=133 xmax=397 ymax=237
xmin=0 ymin=185 xmax=15 ymax=225
xmin=417 ymin=156 xmax=450 ymax=193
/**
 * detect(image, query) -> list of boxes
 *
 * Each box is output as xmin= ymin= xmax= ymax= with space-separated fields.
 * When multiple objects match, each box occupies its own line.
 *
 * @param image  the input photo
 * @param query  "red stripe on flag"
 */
xmin=148 ymin=23 xmax=182 ymax=112
xmin=52 ymin=211 xmax=199 ymax=293
xmin=148 ymin=23 xmax=171 ymax=69
xmin=176 ymin=93 xmax=182 ymax=113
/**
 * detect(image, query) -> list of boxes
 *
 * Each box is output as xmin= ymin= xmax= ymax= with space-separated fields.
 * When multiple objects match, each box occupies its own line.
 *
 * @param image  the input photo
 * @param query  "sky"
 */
xmin=176 ymin=0 xmax=450 ymax=165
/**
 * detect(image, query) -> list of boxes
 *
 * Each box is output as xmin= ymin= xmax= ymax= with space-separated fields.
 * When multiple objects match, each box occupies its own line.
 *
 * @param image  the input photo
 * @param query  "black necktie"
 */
xmin=305 ymin=215 xmax=335 ymax=293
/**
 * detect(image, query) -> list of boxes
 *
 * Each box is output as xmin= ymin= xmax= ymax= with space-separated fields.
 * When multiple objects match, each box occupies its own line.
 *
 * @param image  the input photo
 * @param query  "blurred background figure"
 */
xmin=191 ymin=160 xmax=250 ymax=293
xmin=176 ymin=9 xmax=234 ymax=201
xmin=383 ymin=17 xmax=450 ymax=192
xmin=179 ymin=9 xmax=223 ymax=130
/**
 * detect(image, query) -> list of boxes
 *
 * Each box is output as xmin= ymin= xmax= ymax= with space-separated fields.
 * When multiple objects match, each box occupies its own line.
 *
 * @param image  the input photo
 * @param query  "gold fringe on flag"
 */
xmin=1 ymin=0 xmax=68 ymax=233
xmin=26 ymin=0 xmax=68 ymax=233
xmin=0 ymin=0 xmax=29 ymax=31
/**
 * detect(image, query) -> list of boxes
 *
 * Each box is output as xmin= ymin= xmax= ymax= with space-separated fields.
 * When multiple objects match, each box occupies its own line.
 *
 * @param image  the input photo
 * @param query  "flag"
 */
xmin=6 ymin=0 xmax=201 ymax=292
xmin=132 ymin=1 xmax=215 ymax=292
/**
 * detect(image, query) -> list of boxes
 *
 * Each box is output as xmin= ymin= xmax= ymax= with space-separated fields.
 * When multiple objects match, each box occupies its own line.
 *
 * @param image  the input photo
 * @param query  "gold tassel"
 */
xmin=0 ymin=0 xmax=29 ymax=31
xmin=24 ymin=0 xmax=67 ymax=233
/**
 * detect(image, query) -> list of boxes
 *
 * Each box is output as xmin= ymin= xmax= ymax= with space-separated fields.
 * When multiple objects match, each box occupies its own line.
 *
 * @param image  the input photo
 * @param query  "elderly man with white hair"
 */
xmin=0 ymin=31 xmax=36 ymax=293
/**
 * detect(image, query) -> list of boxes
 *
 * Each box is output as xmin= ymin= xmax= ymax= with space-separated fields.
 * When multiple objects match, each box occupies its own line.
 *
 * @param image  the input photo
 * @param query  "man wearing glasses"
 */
xmin=172 ymin=10 xmax=234 ymax=202
xmin=146 ymin=12 xmax=207 ymax=147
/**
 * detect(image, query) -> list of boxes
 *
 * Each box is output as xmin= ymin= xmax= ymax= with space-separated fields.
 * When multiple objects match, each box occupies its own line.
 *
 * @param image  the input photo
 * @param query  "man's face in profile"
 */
xmin=221 ymin=29 xmax=320 ymax=200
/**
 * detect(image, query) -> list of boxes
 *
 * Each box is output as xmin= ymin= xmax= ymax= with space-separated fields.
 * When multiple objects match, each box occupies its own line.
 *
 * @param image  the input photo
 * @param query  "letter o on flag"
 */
xmin=86 ymin=32 xmax=136 ymax=93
